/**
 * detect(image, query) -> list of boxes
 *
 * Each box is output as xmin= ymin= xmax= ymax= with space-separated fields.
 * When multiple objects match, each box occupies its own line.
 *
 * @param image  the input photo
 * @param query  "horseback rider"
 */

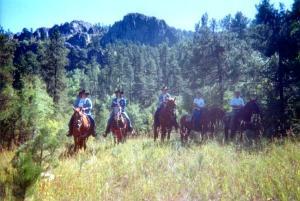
xmin=119 ymin=90 xmax=133 ymax=132
xmin=104 ymin=89 xmax=121 ymax=136
xmin=154 ymin=86 xmax=171 ymax=125
xmin=229 ymin=90 xmax=245 ymax=128
xmin=67 ymin=90 xmax=84 ymax=137
xmin=192 ymin=91 xmax=205 ymax=130
xmin=68 ymin=89 xmax=96 ymax=137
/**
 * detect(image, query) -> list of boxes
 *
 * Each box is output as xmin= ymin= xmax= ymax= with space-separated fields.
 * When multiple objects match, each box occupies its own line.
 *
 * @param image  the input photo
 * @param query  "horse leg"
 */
xmin=117 ymin=130 xmax=122 ymax=144
xmin=230 ymin=124 xmax=236 ymax=141
xmin=167 ymin=128 xmax=171 ymax=140
xmin=154 ymin=126 xmax=159 ymax=142
xmin=186 ymin=129 xmax=191 ymax=143
xmin=201 ymin=123 xmax=208 ymax=142
xmin=74 ymin=136 xmax=78 ymax=152
xmin=180 ymin=126 xmax=186 ymax=144
xmin=78 ymin=138 xmax=83 ymax=150
xmin=122 ymin=129 xmax=126 ymax=143
xmin=161 ymin=127 xmax=166 ymax=142
xmin=211 ymin=122 xmax=215 ymax=139
xmin=83 ymin=137 xmax=87 ymax=150
xmin=224 ymin=126 xmax=229 ymax=142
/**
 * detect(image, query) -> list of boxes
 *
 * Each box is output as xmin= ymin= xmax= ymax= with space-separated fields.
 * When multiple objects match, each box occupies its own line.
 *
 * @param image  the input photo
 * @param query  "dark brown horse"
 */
xmin=104 ymin=106 xmax=128 ymax=144
xmin=70 ymin=107 xmax=93 ymax=152
xmin=209 ymin=106 xmax=225 ymax=129
xmin=154 ymin=98 xmax=178 ymax=142
xmin=179 ymin=107 xmax=211 ymax=144
xmin=224 ymin=99 xmax=262 ymax=142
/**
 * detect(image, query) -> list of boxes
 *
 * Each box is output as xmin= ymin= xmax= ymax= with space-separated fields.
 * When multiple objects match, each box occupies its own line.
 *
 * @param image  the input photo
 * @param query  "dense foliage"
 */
xmin=0 ymin=0 xmax=299 ymax=200
xmin=1 ymin=1 xmax=300 ymax=150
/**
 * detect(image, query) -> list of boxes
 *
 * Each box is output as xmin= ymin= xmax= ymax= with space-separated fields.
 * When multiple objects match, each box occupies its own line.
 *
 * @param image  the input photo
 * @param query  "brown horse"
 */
xmin=105 ymin=106 xmax=128 ymax=144
xmin=70 ymin=107 xmax=93 ymax=152
xmin=224 ymin=99 xmax=262 ymax=142
xmin=179 ymin=107 xmax=211 ymax=144
xmin=208 ymin=106 xmax=225 ymax=135
xmin=154 ymin=98 xmax=178 ymax=142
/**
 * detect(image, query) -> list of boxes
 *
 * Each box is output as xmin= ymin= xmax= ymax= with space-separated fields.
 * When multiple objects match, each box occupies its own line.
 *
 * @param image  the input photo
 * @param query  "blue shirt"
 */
xmin=74 ymin=97 xmax=92 ymax=115
xmin=73 ymin=97 xmax=85 ymax=107
xmin=158 ymin=93 xmax=170 ymax=106
xmin=82 ymin=98 xmax=92 ymax=115
xmin=111 ymin=97 xmax=120 ymax=108
xmin=230 ymin=97 xmax=245 ymax=110
xmin=119 ymin=97 xmax=127 ymax=112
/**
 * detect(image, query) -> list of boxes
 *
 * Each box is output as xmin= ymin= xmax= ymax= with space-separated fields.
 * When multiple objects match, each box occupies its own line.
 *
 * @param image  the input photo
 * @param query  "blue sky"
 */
xmin=0 ymin=0 xmax=294 ymax=33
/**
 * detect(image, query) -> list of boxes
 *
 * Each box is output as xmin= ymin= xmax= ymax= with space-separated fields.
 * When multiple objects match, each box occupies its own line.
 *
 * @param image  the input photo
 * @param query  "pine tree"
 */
xmin=41 ymin=28 xmax=68 ymax=104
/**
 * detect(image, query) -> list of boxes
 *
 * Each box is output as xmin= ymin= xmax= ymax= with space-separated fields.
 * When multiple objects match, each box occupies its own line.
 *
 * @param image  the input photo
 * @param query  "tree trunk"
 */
xmin=278 ymin=55 xmax=285 ymax=130
xmin=217 ymin=54 xmax=224 ymax=106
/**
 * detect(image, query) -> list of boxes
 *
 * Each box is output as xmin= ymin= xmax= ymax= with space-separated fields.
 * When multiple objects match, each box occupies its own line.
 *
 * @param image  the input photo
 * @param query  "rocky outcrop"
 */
xmin=101 ymin=13 xmax=182 ymax=46
xmin=12 ymin=14 xmax=192 ymax=70
xmin=66 ymin=33 xmax=90 ymax=48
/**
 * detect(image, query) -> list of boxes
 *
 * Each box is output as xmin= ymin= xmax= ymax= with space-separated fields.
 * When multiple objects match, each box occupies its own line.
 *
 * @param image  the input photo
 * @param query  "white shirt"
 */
xmin=230 ymin=97 xmax=245 ymax=108
xmin=193 ymin=98 xmax=205 ymax=108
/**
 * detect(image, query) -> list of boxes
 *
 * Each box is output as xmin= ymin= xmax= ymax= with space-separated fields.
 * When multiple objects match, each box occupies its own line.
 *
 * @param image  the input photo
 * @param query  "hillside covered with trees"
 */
xmin=1 ymin=1 xmax=300 ymax=148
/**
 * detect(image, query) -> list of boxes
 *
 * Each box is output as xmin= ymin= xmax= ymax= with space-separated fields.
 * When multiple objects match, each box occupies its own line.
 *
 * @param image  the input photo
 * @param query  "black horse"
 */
xmin=224 ymin=100 xmax=262 ymax=142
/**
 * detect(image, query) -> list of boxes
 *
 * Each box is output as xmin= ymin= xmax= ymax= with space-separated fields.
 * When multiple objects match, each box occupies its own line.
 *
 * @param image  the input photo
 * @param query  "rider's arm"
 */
xmin=83 ymin=98 xmax=92 ymax=111
xmin=193 ymin=98 xmax=198 ymax=108
xmin=200 ymin=99 xmax=205 ymax=107
xmin=230 ymin=99 xmax=237 ymax=109
xmin=159 ymin=94 xmax=163 ymax=104
xmin=241 ymin=98 xmax=245 ymax=107
xmin=111 ymin=98 xmax=117 ymax=108
xmin=73 ymin=98 xmax=79 ymax=107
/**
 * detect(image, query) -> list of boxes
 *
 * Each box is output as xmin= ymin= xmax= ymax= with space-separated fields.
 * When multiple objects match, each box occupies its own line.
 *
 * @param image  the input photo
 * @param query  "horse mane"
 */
xmin=73 ymin=109 xmax=90 ymax=127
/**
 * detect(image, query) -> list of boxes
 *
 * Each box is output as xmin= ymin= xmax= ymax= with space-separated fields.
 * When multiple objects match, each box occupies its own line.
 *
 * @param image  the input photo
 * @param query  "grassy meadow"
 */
xmin=1 ymin=134 xmax=300 ymax=201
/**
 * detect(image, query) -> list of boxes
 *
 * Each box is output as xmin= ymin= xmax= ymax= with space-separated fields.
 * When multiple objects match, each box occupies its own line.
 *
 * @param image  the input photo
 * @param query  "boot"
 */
xmin=67 ymin=130 xmax=72 ymax=137
xmin=128 ymin=124 xmax=133 ymax=132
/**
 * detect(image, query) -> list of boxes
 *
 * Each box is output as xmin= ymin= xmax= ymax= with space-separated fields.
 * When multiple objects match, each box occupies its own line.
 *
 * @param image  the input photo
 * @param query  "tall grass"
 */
xmin=0 ymin=150 xmax=15 ymax=201
xmin=23 ymin=136 xmax=300 ymax=201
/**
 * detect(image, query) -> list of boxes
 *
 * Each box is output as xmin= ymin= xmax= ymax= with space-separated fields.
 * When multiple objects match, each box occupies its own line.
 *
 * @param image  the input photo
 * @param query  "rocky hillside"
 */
xmin=11 ymin=13 xmax=192 ymax=70
xmin=13 ymin=13 xmax=192 ymax=47
xmin=100 ymin=13 xmax=191 ymax=46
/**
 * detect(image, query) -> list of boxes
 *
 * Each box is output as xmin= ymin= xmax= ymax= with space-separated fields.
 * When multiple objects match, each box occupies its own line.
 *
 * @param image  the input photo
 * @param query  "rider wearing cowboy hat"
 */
xmin=154 ymin=86 xmax=171 ymax=125
xmin=104 ymin=89 xmax=122 ymax=135
xmin=67 ymin=89 xmax=96 ymax=137
xmin=119 ymin=90 xmax=133 ymax=132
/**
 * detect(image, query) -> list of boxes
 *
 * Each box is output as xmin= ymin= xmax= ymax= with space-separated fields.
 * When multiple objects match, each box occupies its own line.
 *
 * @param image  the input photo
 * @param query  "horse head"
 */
xmin=166 ymin=97 xmax=176 ymax=111
xmin=243 ymin=99 xmax=262 ymax=124
xmin=72 ymin=107 xmax=84 ymax=130
xmin=245 ymin=99 xmax=260 ymax=115
xmin=112 ymin=106 xmax=121 ymax=120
